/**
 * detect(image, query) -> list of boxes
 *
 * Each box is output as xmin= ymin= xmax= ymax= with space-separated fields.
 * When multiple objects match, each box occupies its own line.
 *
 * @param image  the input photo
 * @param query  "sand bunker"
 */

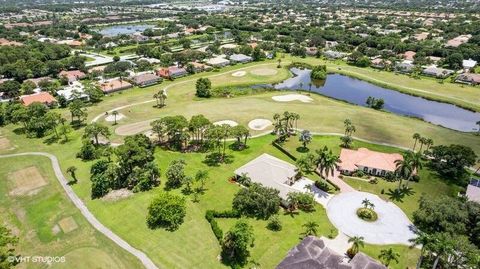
xmin=232 ymin=71 xmax=246 ymax=77
xmin=9 ymin=166 xmax=47 ymax=196
xmin=213 ymin=120 xmax=238 ymax=127
xmin=272 ymin=94 xmax=313 ymax=103
xmin=248 ymin=119 xmax=273 ymax=131
xmin=115 ymin=120 xmax=153 ymax=136
xmin=58 ymin=216 xmax=78 ymax=233
xmin=250 ymin=68 xmax=278 ymax=76
xmin=105 ymin=113 xmax=125 ymax=122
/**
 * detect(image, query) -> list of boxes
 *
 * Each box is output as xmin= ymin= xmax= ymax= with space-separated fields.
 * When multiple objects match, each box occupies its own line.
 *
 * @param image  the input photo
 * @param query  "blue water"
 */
xmin=273 ymin=68 xmax=480 ymax=132
xmin=98 ymin=24 xmax=154 ymax=37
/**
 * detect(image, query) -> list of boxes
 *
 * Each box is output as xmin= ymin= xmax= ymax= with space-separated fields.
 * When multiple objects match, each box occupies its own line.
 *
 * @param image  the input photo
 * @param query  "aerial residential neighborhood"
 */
xmin=0 ymin=0 xmax=479 ymax=269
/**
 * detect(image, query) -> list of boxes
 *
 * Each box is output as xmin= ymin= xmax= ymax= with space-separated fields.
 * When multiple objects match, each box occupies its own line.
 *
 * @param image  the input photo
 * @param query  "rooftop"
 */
xmin=339 ymin=148 xmax=403 ymax=173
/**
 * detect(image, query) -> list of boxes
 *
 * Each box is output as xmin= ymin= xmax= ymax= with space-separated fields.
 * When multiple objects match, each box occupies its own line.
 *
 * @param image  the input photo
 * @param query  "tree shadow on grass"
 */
xmin=296 ymin=146 xmax=310 ymax=153
xmin=386 ymin=186 xmax=415 ymax=202
xmin=12 ymin=127 xmax=26 ymax=135
xmin=43 ymin=135 xmax=60 ymax=145
xmin=203 ymin=153 xmax=234 ymax=167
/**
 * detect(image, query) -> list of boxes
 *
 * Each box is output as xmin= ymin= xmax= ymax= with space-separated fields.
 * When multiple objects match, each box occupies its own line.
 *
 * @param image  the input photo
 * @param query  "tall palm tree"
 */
xmin=378 ymin=248 xmax=400 ymax=267
xmin=322 ymin=151 xmax=341 ymax=178
xmin=395 ymin=152 xmax=414 ymax=190
xmin=424 ymin=138 xmax=434 ymax=153
xmin=361 ymin=198 xmax=370 ymax=209
xmin=302 ymin=221 xmax=319 ymax=237
xmin=412 ymin=133 xmax=421 ymax=151
xmin=409 ymin=231 xmax=432 ymax=269
xmin=348 ymin=236 xmax=365 ymax=256
xmin=159 ymin=90 xmax=167 ymax=107
xmin=418 ymin=137 xmax=427 ymax=153
xmin=308 ymin=82 xmax=312 ymax=93
xmin=153 ymin=92 xmax=159 ymax=107
xmin=112 ymin=110 xmax=119 ymax=125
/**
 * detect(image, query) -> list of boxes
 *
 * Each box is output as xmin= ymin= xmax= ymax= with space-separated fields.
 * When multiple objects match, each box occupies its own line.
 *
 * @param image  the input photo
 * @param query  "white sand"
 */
xmin=272 ymin=94 xmax=313 ymax=103
xmin=105 ymin=113 xmax=125 ymax=122
xmin=213 ymin=120 xmax=238 ymax=127
xmin=231 ymin=71 xmax=246 ymax=77
xmin=248 ymin=119 xmax=272 ymax=131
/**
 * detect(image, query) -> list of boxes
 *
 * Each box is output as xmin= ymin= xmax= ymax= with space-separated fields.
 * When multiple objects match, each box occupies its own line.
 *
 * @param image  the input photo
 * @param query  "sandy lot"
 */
xmin=250 ymin=67 xmax=278 ymax=76
xmin=248 ymin=119 xmax=273 ymax=130
xmin=272 ymin=94 xmax=313 ymax=103
xmin=213 ymin=120 xmax=238 ymax=127
xmin=231 ymin=71 xmax=246 ymax=77
xmin=8 ymin=166 xmax=47 ymax=196
xmin=58 ymin=216 xmax=79 ymax=233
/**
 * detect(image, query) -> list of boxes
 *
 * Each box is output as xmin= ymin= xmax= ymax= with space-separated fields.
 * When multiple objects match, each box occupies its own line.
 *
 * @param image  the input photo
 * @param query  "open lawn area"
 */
xmin=0 ymin=156 xmax=143 ymax=269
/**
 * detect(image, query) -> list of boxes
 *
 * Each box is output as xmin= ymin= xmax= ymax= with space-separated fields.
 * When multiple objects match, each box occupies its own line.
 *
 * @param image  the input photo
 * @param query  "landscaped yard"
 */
xmin=0 ymin=155 xmax=143 ymax=269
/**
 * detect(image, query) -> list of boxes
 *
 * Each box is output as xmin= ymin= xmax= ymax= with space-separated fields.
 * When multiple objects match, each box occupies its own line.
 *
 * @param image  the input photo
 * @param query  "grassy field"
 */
xmin=285 ymin=55 xmax=480 ymax=112
xmin=0 ymin=155 xmax=143 ymax=269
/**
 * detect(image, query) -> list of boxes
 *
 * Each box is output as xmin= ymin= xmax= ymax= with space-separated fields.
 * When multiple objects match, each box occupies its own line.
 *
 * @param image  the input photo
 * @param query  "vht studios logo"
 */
xmin=8 ymin=256 xmax=66 ymax=264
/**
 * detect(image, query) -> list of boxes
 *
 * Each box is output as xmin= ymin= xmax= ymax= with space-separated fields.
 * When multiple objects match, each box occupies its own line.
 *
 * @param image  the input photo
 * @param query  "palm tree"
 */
xmin=424 ymin=138 xmax=434 ymax=153
xmin=112 ymin=110 xmax=119 ymax=125
xmin=412 ymin=133 xmax=421 ymax=151
xmin=292 ymin=113 xmax=300 ymax=132
xmin=159 ymin=90 xmax=167 ymax=107
xmin=430 ymin=233 xmax=453 ymax=269
xmin=395 ymin=151 xmax=418 ymax=190
xmin=321 ymin=151 xmax=341 ymax=178
xmin=378 ymin=248 xmax=400 ymax=267
xmin=299 ymin=130 xmax=312 ymax=149
xmin=409 ymin=231 xmax=432 ymax=269
xmin=418 ymin=137 xmax=427 ymax=153
xmin=308 ymin=82 xmax=312 ymax=94
xmin=302 ymin=221 xmax=319 ymax=236
xmin=361 ymin=198 xmax=370 ymax=209
xmin=153 ymin=92 xmax=160 ymax=107
xmin=348 ymin=236 xmax=365 ymax=257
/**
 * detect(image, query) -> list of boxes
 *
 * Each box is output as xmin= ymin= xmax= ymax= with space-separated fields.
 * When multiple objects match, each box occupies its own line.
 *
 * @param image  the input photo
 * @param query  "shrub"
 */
xmin=267 ymin=215 xmax=282 ymax=231
xmin=232 ymin=183 xmax=281 ymax=219
xmin=356 ymin=208 xmax=378 ymax=222
xmin=146 ymin=192 xmax=186 ymax=231
xmin=384 ymin=171 xmax=396 ymax=182
xmin=354 ymin=170 xmax=365 ymax=178
xmin=287 ymin=192 xmax=316 ymax=212
xmin=205 ymin=210 xmax=224 ymax=240
xmin=369 ymin=178 xmax=378 ymax=184
xmin=315 ymin=180 xmax=331 ymax=192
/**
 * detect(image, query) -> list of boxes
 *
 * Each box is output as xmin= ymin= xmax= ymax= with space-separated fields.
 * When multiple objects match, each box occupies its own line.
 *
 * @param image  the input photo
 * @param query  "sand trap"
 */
xmin=250 ymin=68 xmax=278 ymax=76
xmin=248 ymin=119 xmax=272 ymax=130
xmin=105 ymin=113 xmax=125 ymax=122
xmin=115 ymin=120 xmax=153 ymax=136
xmin=9 ymin=166 xmax=47 ymax=196
xmin=213 ymin=120 xmax=238 ymax=127
xmin=272 ymin=94 xmax=313 ymax=103
xmin=58 ymin=216 xmax=78 ymax=233
xmin=232 ymin=71 xmax=246 ymax=77
xmin=101 ymin=188 xmax=133 ymax=202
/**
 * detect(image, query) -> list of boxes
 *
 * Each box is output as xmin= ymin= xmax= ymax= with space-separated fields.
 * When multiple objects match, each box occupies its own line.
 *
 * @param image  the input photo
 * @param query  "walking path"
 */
xmin=327 ymin=170 xmax=355 ymax=193
xmin=0 ymin=152 xmax=158 ymax=269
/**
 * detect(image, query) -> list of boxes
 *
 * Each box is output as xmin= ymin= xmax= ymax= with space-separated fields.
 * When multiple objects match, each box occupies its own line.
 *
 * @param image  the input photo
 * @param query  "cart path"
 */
xmin=0 ymin=152 xmax=158 ymax=269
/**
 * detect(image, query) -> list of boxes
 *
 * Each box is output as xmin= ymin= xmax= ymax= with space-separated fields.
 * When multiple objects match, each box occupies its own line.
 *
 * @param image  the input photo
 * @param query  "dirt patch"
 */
xmin=250 ymin=67 xmax=278 ymax=76
xmin=213 ymin=120 xmax=238 ymax=127
xmin=115 ymin=120 xmax=153 ymax=136
xmin=8 ymin=166 xmax=47 ymax=196
xmin=231 ymin=71 xmax=246 ymax=77
xmin=58 ymin=216 xmax=78 ymax=234
xmin=101 ymin=188 xmax=133 ymax=202
xmin=52 ymin=224 xmax=61 ymax=235
xmin=0 ymin=137 xmax=12 ymax=150
xmin=248 ymin=119 xmax=273 ymax=130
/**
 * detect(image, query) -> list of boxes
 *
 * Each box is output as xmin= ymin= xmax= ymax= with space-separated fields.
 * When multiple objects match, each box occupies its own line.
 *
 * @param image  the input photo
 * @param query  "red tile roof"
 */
xmin=20 ymin=92 xmax=56 ymax=106
xmin=339 ymin=148 xmax=403 ymax=173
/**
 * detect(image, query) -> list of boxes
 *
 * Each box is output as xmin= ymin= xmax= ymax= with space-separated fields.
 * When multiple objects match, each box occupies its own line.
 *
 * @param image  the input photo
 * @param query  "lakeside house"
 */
xmin=206 ymin=56 xmax=230 ymax=67
xmin=156 ymin=66 xmax=188 ymax=79
xmin=229 ymin=53 xmax=253 ymax=63
xmin=130 ymin=73 xmax=162 ymax=87
xmin=402 ymin=51 xmax=416 ymax=61
xmin=456 ymin=73 xmax=480 ymax=85
xmin=395 ymin=61 xmax=415 ymax=74
xmin=57 ymin=81 xmax=89 ymax=102
xmin=59 ymin=70 xmax=86 ymax=83
xmin=371 ymin=58 xmax=391 ymax=69
xmin=338 ymin=148 xmax=403 ymax=176
xmin=306 ymin=47 xmax=318 ymax=56
xmin=0 ymin=38 xmax=23 ymax=46
xmin=277 ymin=236 xmax=386 ymax=269
xmin=422 ymin=66 xmax=454 ymax=78
xmin=20 ymin=92 xmax=57 ymax=106
xmin=99 ymin=78 xmax=133 ymax=94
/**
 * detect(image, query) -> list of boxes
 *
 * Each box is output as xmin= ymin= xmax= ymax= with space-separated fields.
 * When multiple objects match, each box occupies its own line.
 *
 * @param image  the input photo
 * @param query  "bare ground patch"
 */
xmin=58 ymin=216 xmax=78 ymax=233
xmin=8 ymin=166 xmax=47 ymax=196
xmin=0 ymin=137 xmax=12 ymax=150
xmin=115 ymin=120 xmax=153 ymax=136
xmin=101 ymin=188 xmax=133 ymax=202
xmin=250 ymin=67 xmax=278 ymax=76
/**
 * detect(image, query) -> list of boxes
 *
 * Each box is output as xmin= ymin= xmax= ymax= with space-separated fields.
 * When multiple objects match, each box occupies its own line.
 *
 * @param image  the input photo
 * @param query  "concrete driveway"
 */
xmin=326 ymin=191 xmax=416 ymax=245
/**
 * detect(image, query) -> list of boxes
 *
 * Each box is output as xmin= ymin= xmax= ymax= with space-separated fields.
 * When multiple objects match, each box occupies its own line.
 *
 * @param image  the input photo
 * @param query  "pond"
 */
xmin=272 ymin=68 xmax=480 ymax=132
xmin=97 ymin=24 xmax=154 ymax=37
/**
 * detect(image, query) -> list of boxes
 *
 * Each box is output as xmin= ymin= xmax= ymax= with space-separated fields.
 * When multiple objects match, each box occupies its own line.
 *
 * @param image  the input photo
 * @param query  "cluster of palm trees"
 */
xmin=394 ymin=150 xmax=423 ymax=190
xmin=412 ymin=133 xmax=434 ymax=154
xmin=153 ymin=89 xmax=167 ymax=108
xmin=347 ymin=236 xmax=399 ymax=266
xmin=316 ymin=146 xmax=341 ymax=178
xmin=361 ymin=198 xmax=375 ymax=210
xmin=341 ymin=119 xmax=356 ymax=148
xmin=273 ymin=111 xmax=300 ymax=142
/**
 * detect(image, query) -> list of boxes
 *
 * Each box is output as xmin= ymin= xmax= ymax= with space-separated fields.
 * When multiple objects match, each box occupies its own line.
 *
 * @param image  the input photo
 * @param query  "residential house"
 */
xmin=462 ymin=59 xmax=477 ymax=71
xmin=325 ymin=40 xmax=338 ymax=49
xmin=156 ymin=66 xmax=188 ymax=79
xmin=402 ymin=51 xmax=416 ymax=61
xmin=422 ymin=66 xmax=454 ymax=78
xmin=0 ymin=38 xmax=23 ymax=46
xmin=229 ymin=54 xmax=253 ymax=63
xmin=57 ymin=81 xmax=89 ymax=102
xmin=206 ymin=56 xmax=230 ymax=67
xmin=466 ymin=178 xmax=480 ymax=204
xmin=99 ymin=78 xmax=133 ymax=93
xmin=277 ymin=236 xmax=386 ymax=269
xmin=456 ymin=73 xmax=480 ymax=85
xmin=20 ymin=92 xmax=57 ymax=106
xmin=395 ymin=61 xmax=415 ymax=74
xmin=306 ymin=47 xmax=318 ymax=56
xmin=324 ymin=50 xmax=347 ymax=59
xmin=188 ymin=62 xmax=212 ymax=73
xmin=446 ymin=34 xmax=471 ymax=48
xmin=371 ymin=58 xmax=391 ymax=69
xmin=59 ymin=70 xmax=86 ymax=83
xmin=338 ymin=148 xmax=403 ymax=176
xmin=130 ymin=73 xmax=161 ymax=87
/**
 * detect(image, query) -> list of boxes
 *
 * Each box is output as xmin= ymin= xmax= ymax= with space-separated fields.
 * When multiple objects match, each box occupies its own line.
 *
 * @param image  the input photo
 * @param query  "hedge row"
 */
xmin=272 ymin=141 xmax=297 ymax=161
xmin=205 ymin=209 xmax=241 ymax=242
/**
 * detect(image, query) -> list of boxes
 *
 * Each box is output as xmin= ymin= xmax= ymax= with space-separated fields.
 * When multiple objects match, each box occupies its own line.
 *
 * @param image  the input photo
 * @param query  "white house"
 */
xmin=57 ymin=81 xmax=89 ymax=102
xmin=463 ymin=59 xmax=477 ymax=71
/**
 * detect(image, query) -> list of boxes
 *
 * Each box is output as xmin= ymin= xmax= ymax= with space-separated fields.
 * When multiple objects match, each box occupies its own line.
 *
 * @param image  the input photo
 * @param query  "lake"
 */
xmin=272 ymin=68 xmax=480 ymax=132
xmin=98 ymin=24 xmax=154 ymax=37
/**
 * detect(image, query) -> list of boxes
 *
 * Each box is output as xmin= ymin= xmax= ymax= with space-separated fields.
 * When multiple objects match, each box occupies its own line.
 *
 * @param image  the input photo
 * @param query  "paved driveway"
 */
xmin=326 ymin=191 xmax=416 ymax=245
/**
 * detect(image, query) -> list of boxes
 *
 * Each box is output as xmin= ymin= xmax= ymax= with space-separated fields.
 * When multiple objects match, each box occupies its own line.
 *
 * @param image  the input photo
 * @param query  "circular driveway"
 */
xmin=326 ymin=191 xmax=416 ymax=245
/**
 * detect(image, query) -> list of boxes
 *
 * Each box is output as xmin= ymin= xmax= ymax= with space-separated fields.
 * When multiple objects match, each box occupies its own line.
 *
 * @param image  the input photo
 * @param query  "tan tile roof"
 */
xmin=20 ymin=92 xmax=56 ymax=106
xmin=339 ymin=148 xmax=403 ymax=172
xmin=99 ymin=79 xmax=132 ymax=93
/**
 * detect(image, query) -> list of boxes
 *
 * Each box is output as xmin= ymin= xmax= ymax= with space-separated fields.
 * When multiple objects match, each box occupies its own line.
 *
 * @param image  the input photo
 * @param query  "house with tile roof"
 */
xmin=338 ymin=148 xmax=403 ymax=176
xmin=20 ymin=92 xmax=57 ymax=106
xmin=466 ymin=178 xmax=480 ymax=204
xmin=99 ymin=78 xmax=133 ymax=93
xmin=59 ymin=70 xmax=86 ymax=83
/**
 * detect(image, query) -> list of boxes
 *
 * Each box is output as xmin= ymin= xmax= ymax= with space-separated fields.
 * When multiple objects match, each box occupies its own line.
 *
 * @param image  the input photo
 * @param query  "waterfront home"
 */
xmin=456 ymin=73 xmax=480 ymax=85
xmin=338 ymin=148 xmax=403 ymax=177
xmin=422 ymin=66 xmax=454 ymax=78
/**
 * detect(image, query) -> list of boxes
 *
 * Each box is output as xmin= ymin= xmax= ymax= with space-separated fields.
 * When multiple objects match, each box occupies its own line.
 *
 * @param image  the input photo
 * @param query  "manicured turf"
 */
xmin=0 ymin=156 xmax=143 ymax=269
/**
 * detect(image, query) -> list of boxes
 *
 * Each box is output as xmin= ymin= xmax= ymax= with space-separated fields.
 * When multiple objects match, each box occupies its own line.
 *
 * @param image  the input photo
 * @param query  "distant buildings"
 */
xmin=206 ymin=56 xmax=230 ymax=67
xmin=324 ymin=50 xmax=347 ymax=59
xmin=156 ymin=66 xmax=188 ymax=79
xmin=462 ymin=59 xmax=478 ymax=71
xmin=446 ymin=34 xmax=471 ymax=48
xmin=422 ymin=66 xmax=454 ymax=78
xmin=59 ymin=70 xmax=86 ymax=83
xmin=229 ymin=54 xmax=253 ymax=63
xmin=130 ymin=73 xmax=162 ymax=87
xmin=456 ymin=73 xmax=480 ymax=85
xmin=57 ymin=81 xmax=89 ymax=101
xmin=99 ymin=78 xmax=133 ymax=93
xmin=466 ymin=179 xmax=480 ymax=204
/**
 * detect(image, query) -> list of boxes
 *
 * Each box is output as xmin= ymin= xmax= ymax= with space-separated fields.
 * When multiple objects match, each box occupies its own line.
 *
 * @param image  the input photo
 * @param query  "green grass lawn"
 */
xmin=0 ymin=156 xmax=143 ymax=269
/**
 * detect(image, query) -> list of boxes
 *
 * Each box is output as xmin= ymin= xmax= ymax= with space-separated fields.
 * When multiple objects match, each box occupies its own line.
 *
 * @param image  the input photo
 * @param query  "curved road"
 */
xmin=0 ymin=152 xmax=158 ymax=269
